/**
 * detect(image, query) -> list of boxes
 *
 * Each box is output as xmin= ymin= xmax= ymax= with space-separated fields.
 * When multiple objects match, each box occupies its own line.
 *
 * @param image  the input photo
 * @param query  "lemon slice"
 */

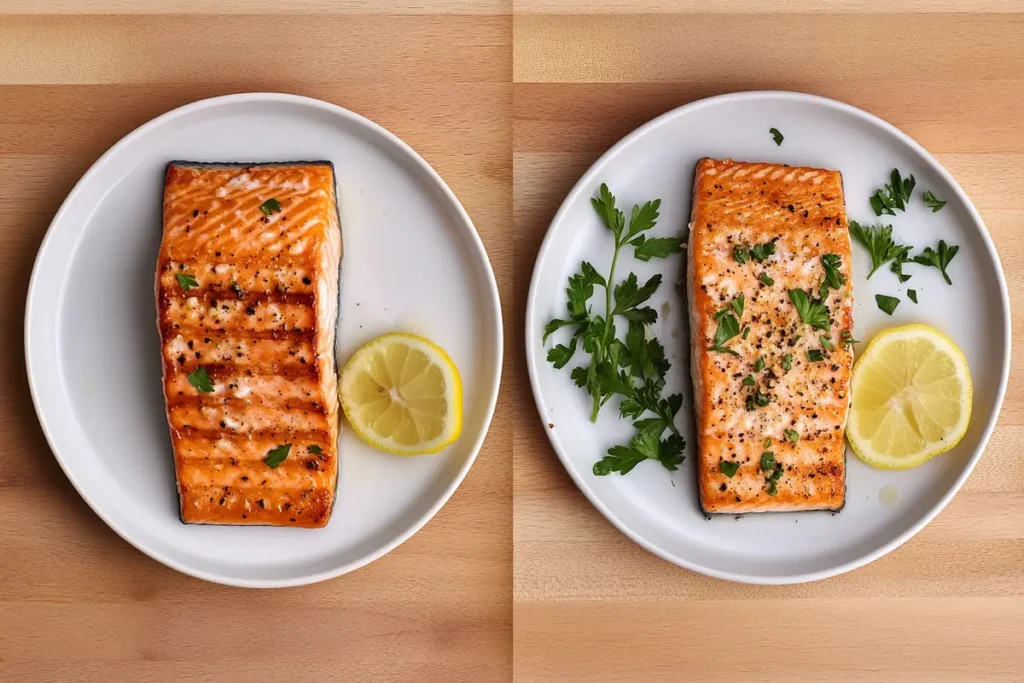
xmin=340 ymin=333 xmax=462 ymax=456
xmin=847 ymin=324 xmax=972 ymax=469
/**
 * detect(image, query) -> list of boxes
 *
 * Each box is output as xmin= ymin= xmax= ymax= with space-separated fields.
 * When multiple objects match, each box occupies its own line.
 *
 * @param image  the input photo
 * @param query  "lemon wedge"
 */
xmin=847 ymin=324 xmax=972 ymax=469
xmin=340 ymin=333 xmax=462 ymax=456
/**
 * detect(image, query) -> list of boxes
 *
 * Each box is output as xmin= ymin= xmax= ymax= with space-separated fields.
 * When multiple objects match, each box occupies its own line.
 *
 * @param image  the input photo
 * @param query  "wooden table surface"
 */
xmin=0 ymin=4 xmax=512 ymax=683
xmin=512 ymin=4 xmax=1024 ymax=683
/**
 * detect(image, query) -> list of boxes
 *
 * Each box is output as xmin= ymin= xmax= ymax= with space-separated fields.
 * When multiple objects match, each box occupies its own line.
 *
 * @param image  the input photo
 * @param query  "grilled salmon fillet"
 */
xmin=157 ymin=162 xmax=341 ymax=527
xmin=687 ymin=158 xmax=852 ymax=514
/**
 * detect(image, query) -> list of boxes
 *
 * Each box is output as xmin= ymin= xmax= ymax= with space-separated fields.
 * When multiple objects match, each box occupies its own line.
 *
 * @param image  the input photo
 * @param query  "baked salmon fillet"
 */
xmin=687 ymin=158 xmax=853 ymax=514
xmin=157 ymin=162 xmax=341 ymax=527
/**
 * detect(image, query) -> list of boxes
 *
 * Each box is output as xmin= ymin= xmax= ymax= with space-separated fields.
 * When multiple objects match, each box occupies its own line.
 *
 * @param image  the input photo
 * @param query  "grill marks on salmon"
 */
xmin=687 ymin=158 xmax=852 ymax=514
xmin=157 ymin=162 xmax=341 ymax=527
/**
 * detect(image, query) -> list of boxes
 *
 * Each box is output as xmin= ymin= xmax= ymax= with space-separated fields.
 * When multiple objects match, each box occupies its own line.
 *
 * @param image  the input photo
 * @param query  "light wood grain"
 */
xmin=0 ymin=8 xmax=512 ymax=683
xmin=512 ymin=7 xmax=1024 ymax=683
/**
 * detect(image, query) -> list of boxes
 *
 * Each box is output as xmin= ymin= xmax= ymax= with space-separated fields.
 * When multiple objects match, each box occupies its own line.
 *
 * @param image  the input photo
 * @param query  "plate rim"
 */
xmin=25 ymin=91 xmax=504 ymax=588
xmin=524 ymin=89 xmax=1011 ymax=585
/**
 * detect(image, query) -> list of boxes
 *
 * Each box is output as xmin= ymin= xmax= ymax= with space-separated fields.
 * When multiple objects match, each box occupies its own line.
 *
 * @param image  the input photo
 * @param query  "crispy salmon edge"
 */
xmin=688 ymin=157 xmax=848 ymax=517
xmin=161 ymin=161 xmax=343 ymax=527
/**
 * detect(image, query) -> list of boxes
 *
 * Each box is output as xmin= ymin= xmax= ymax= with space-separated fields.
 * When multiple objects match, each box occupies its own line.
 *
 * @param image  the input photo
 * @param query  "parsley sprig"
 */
xmin=913 ymin=240 xmax=959 ymax=285
xmin=544 ymin=184 xmax=685 ymax=476
xmin=870 ymin=168 xmax=916 ymax=216
xmin=922 ymin=191 xmax=946 ymax=212
xmin=848 ymin=220 xmax=911 ymax=279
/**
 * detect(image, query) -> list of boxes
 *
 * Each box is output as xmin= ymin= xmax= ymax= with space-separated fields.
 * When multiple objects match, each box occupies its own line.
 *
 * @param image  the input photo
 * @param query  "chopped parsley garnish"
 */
xmin=841 ymin=330 xmax=859 ymax=347
xmin=782 ymin=354 xmax=793 ymax=370
xmin=922 ymin=191 xmax=947 ymax=212
xmin=848 ymin=220 xmax=912 ymax=279
xmin=890 ymin=251 xmax=913 ymax=283
xmin=820 ymin=335 xmax=835 ymax=350
xmin=733 ymin=246 xmax=749 ymax=264
xmin=753 ymin=391 xmax=771 ymax=407
xmin=912 ymin=240 xmax=959 ymax=285
xmin=759 ymin=272 xmax=775 ymax=287
xmin=760 ymin=452 xmax=784 ymax=494
xmin=870 ymin=168 xmax=916 ymax=216
xmin=749 ymin=241 xmax=777 ymax=262
xmin=260 ymin=198 xmax=282 ymax=216
xmin=907 ymin=289 xmax=918 ymax=304
xmin=175 ymin=273 xmax=198 ymax=291
xmin=754 ymin=357 xmax=765 ymax=372
xmin=875 ymin=294 xmax=900 ymax=315
xmin=309 ymin=445 xmax=323 ymax=454
xmin=821 ymin=254 xmax=846 ymax=292
xmin=710 ymin=313 xmax=741 ymax=355
xmin=264 ymin=443 xmax=292 ymax=469
xmin=760 ymin=452 xmax=775 ymax=471
xmin=186 ymin=366 xmax=214 ymax=393
xmin=788 ymin=288 xmax=831 ymax=332
xmin=807 ymin=349 xmax=825 ymax=362
xmin=720 ymin=461 xmax=740 ymax=477
xmin=785 ymin=429 xmax=799 ymax=444
xmin=763 ymin=438 xmax=772 ymax=448
xmin=742 ymin=326 xmax=751 ymax=340
xmin=743 ymin=375 xmax=755 ymax=386
xmin=717 ymin=294 xmax=745 ymax=320
xmin=770 ymin=128 xmax=784 ymax=146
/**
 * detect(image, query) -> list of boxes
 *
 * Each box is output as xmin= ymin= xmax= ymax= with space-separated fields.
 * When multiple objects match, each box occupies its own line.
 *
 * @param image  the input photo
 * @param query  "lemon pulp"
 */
xmin=340 ymin=333 xmax=462 ymax=456
xmin=847 ymin=324 xmax=971 ymax=469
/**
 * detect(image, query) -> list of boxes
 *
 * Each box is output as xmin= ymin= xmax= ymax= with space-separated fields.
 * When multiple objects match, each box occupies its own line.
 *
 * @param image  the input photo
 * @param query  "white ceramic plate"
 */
xmin=26 ymin=93 xmax=502 ymax=588
xmin=526 ymin=91 xmax=1009 ymax=584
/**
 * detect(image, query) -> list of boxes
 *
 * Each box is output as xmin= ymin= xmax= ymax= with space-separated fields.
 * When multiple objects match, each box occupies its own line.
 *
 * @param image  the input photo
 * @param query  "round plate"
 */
xmin=526 ymin=91 xmax=1009 ymax=584
xmin=26 ymin=93 xmax=503 ymax=587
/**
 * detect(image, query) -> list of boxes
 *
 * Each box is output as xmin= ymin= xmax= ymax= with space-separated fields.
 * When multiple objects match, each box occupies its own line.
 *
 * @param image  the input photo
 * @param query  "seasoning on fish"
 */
xmin=687 ymin=158 xmax=852 ymax=514
xmin=157 ymin=162 xmax=341 ymax=527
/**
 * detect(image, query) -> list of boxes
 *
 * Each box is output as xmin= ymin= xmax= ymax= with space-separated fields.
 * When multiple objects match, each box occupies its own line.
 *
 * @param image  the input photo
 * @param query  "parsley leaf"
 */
xmin=890 ymin=250 xmax=913 ymax=283
xmin=743 ymin=375 xmax=755 ymax=386
xmin=763 ymin=438 xmax=772 ymax=448
xmin=264 ymin=443 xmax=292 ymax=469
xmin=848 ymin=220 xmax=913 ymax=279
xmin=176 ymin=273 xmax=198 ymax=291
xmin=733 ymin=246 xmax=749 ymax=264
xmin=821 ymin=254 xmax=846 ymax=291
xmin=547 ymin=336 xmax=578 ymax=369
xmin=785 ymin=429 xmax=799 ymax=444
xmin=754 ymin=357 xmax=765 ymax=372
xmin=807 ymin=349 xmax=825 ymax=362
xmin=720 ymin=460 xmax=740 ymax=477
xmin=594 ymin=431 xmax=684 ymax=476
xmin=769 ymin=127 xmax=784 ymax=146
xmin=753 ymin=391 xmax=771 ymax=407
xmin=841 ymin=330 xmax=859 ymax=347
xmin=731 ymin=293 xmax=745 ymax=318
xmin=760 ymin=452 xmax=776 ymax=471
xmin=876 ymin=294 xmax=901 ymax=315
xmin=782 ymin=354 xmax=793 ymax=370
xmin=912 ymin=240 xmax=959 ymax=285
xmin=907 ymin=289 xmax=918 ymax=304
xmin=308 ymin=445 xmax=322 ymax=454
xmin=922 ymin=191 xmax=947 ymax=212
xmin=630 ymin=234 xmax=683 ymax=262
xmin=710 ymin=313 xmax=741 ymax=355
xmin=260 ymin=198 xmax=282 ymax=216
xmin=759 ymin=272 xmax=775 ymax=287
xmin=788 ymin=288 xmax=831 ymax=332
xmin=749 ymin=241 xmax=777 ymax=262
xmin=742 ymin=326 xmax=751 ymax=340
xmin=187 ymin=367 xmax=214 ymax=393
xmin=870 ymin=168 xmax=916 ymax=216
xmin=820 ymin=335 xmax=835 ymax=350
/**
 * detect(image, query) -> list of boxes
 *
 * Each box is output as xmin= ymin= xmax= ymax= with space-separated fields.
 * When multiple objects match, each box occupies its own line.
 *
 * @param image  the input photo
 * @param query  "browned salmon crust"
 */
xmin=687 ymin=158 xmax=852 ymax=514
xmin=157 ymin=162 xmax=341 ymax=527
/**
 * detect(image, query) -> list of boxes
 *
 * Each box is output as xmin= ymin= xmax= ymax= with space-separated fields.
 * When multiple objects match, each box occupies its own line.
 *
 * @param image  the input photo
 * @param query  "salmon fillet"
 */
xmin=687 ymin=158 xmax=852 ymax=514
xmin=157 ymin=162 xmax=341 ymax=527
